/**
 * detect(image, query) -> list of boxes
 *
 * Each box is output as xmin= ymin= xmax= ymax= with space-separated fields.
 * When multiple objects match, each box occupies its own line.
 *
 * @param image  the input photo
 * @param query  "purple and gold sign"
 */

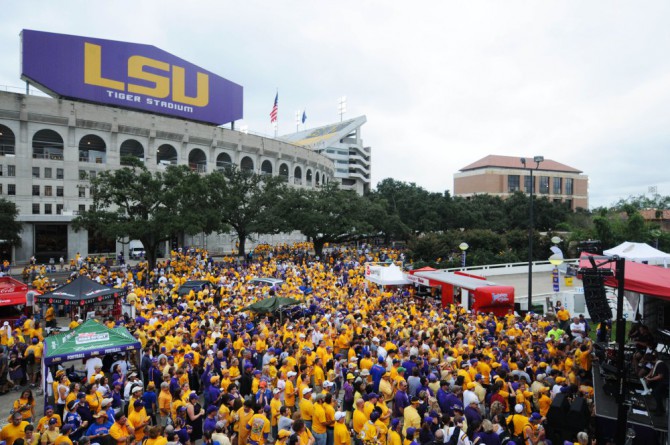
xmin=21 ymin=30 xmax=243 ymax=125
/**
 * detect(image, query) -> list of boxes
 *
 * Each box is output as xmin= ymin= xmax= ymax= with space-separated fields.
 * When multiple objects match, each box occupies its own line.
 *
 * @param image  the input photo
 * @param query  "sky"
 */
xmin=2 ymin=1 xmax=669 ymax=208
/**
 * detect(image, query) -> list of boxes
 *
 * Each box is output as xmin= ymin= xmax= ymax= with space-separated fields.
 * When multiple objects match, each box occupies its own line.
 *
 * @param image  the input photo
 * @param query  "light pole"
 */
xmin=459 ymin=242 xmax=469 ymax=268
xmin=520 ymin=155 xmax=544 ymax=311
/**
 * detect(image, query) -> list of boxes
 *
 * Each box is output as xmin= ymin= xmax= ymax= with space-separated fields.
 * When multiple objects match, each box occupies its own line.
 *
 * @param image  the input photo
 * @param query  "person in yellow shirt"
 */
xmin=234 ymin=400 xmax=255 ymax=445
xmin=352 ymin=398 xmax=367 ymax=436
xmin=245 ymin=405 xmax=271 ymax=445
xmin=402 ymin=397 xmax=421 ymax=436
xmin=538 ymin=387 xmax=552 ymax=417
xmin=333 ymin=411 xmax=351 ymax=445
xmin=0 ymin=413 xmax=30 ymax=445
xmin=109 ymin=413 xmax=134 ymax=445
xmin=311 ymin=394 xmax=328 ymax=444
xmin=299 ymin=388 xmax=314 ymax=431
xmin=387 ymin=418 xmax=402 ymax=445
xmin=128 ymin=400 xmax=150 ymax=443
xmin=52 ymin=424 xmax=74 ymax=445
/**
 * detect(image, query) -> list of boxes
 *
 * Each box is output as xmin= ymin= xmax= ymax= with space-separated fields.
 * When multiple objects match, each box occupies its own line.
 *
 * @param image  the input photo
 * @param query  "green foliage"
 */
xmin=0 ymin=198 xmax=22 ymax=247
xmin=73 ymin=163 xmax=210 ymax=269
xmin=283 ymin=183 xmax=373 ymax=257
xmin=206 ymin=167 xmax=288 ymax=256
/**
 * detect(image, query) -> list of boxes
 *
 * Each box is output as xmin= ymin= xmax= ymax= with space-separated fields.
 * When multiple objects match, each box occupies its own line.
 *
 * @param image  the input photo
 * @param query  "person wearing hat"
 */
xmin=52 ymin=423 xmax=73 ymax=445
xmin=270 ymin=388 xmax=283 ymax=440
xmin=299 ymin=387 xmax=314 ymax=432
xmin=128 ymin=399 xmax=150 ymax=443
xmin=185 ymin=392 xmax=204 ymax=442
xmin=36 ymin=406 xmax=62 ymax=433
xmin=311 ymin=394 xmax=328 ymax=445
xmin=378 ymin=372 xmax=394 ymax=407
xmin=109 ymin=412 xmax=134 ymax=445
xmin=405 ymin=426 xmax=418 ymax=445
xmin=523 ymin=412 xmax=546 ymax=444
xmin=63 ymin=399 xmax=87 ymax=441
xmin=332 ymin=411 xmax=350 ymax=445
xmin=275 ymin=429 xmax=293 ymax=445
xmin=39 ymin=417 xmax=60 ymax=445
xmin=285 ymin=371 xmax=298 ymax=412
xmin=85 ymin=410 xmax=112 ymax=441
xmin=538 ymin=387 xmax=552 ymax=417
xmin=202 ymin=405 xmax=219 ymax=435
xmin=403 ymin=396 xmax=421 ymax=436
xmin=506 ymin=404 xmax=529 ymax=439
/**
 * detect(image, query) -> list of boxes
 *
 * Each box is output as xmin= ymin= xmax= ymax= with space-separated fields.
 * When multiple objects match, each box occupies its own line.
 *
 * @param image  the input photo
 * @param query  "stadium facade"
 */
xmin=0 ymin=30 xmax=349 ymax=263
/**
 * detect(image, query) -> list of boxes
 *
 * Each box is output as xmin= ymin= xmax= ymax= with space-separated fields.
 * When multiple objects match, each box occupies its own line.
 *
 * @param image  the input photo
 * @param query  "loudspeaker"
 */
xmin=547 ymin=392 xmax=569 ymax=430
xmin=566 ymin=397 xmax=590 ymax=432
xmin=581 ymin=271 xmax=613 ymax=322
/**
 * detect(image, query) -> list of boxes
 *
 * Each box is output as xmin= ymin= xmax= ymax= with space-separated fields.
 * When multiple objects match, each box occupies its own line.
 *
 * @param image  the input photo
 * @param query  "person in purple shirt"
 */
xmin=393 ymin=380 xmax=410 ymax=418
xmin=369 ymin=357 xmax=386 ymax=392
xmin=202 ymin=405 xmax=219 ymax=433
xmin=443 ymin=388 xmax=463 ymax=417
xmin=464 ymin=400 xmax=483 ymax=426
xmin=436 ymin=380 xmax=451 ymax=414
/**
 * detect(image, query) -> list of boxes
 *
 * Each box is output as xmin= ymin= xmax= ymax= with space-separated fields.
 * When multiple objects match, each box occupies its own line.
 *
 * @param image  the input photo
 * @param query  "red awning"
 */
xmin=0 ymin=277 xmax=29 ymax=307
xmin=578 ymin=253 xmax=670 ymax=299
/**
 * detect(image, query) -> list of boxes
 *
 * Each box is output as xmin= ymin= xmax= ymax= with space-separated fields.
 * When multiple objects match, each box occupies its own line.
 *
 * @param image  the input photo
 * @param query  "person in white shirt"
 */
xmin=85 ymin=357 xmax=103 ymax=380
xmin=570 ymin=317 xmax=586 ymax=341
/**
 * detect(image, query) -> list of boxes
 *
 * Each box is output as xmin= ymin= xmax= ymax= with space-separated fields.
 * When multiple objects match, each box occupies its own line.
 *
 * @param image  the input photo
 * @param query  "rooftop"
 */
xmin=459 ymin=155 xmax=583 ymax=174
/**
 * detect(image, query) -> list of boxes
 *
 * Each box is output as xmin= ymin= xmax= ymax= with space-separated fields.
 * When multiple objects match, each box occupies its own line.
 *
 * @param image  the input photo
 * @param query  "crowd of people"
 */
xmin=0 ymin=243 xmax=605 ymax=445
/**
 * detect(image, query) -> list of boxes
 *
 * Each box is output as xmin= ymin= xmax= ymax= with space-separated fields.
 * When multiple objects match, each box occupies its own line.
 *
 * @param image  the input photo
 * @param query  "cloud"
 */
xmin=1 ymin=0 xmax=669 ymax=208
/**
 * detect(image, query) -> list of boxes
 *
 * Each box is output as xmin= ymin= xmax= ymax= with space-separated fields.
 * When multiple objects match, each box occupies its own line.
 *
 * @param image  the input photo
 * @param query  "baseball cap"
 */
xmin=530 ymin=412 xmax=542 ymax=421
xmin=334 ymin=411 xmax=346 ymax=421
xmin=515 ymin=404 xmax=523 ymax=413
xmin=406 ymin=427 xmax=416 ymax=436
xmin=302 ymin=387 xmax=313 ymax=395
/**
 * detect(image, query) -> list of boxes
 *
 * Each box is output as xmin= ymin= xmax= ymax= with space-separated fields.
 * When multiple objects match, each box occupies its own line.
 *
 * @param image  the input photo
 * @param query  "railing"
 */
xmin=216 ymin=162 xmax=234 ymax=171
xmin=442 ymin=258 xmax=579 ymax=276
xmin=33 ymin=152 xmax=64 ymax=160
xmin=0 ymin=145 xmax=15 ymax=156
xmin=189 ymin=163 xmax=207 ymax=173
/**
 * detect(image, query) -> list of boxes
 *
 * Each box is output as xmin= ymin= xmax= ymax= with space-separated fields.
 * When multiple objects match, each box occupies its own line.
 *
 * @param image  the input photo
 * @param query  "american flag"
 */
xmin=270 ymin=92 xmax=278 ymax=123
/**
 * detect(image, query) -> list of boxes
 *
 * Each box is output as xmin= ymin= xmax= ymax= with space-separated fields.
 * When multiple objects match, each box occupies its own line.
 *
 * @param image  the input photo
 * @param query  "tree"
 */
xmin=73 ymin=160 xmax=210 ymax=269
xmin=284 ymin=183 xmax=372 ymax=257
xmin=206 ymin=167 xmax=288 ymax=256
xmin=373 ymin=178 xmax=444 ymax=236
xmin=0 ymin=198 xmax=22 ymax=247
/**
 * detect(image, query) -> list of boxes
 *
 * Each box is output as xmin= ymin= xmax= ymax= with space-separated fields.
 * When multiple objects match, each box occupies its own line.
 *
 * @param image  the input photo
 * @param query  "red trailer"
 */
xmin=407 ymin=269 xmax=514 ymax=317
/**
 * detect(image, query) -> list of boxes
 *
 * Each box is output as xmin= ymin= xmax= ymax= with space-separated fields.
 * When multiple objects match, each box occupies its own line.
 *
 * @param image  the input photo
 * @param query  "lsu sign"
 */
xmin=20 ymin=30 xmax=243 ymax=125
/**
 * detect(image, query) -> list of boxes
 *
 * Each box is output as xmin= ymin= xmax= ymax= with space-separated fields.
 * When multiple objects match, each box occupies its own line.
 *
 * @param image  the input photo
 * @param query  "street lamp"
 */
xmin=459 ymin=242 xmax=469 ymax=268
xmin=520 ymin=155 xmax=544 ymax=311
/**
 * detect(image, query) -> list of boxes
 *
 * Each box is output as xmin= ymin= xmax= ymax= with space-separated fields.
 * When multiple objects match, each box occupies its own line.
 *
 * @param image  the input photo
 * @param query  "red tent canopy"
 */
xmin=0 ymin=277 xmax=29 ymax=307
xmin=579 ymin=253 xmax=670 ymax=299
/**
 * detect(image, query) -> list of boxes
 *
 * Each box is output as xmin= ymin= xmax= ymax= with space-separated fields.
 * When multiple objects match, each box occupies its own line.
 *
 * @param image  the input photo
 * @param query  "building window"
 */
xmin=7 ymin=165 xmax=15 ymax=177
xmin=565 ymin=199 xmax=573 ymax=209
xmin=508 ymin=175 xmax=520 ymax=192
xmin=44 ymin=203 xmax=52 ymax=215
xmin=56 ymin=168 xmax=64 ymax=179
xmin=8 ymin=184 xmax=15 ymax=195
xmin=0 ymin=184 xmax=2 ymax=194
xmin=32 ymin=185 xmax=40 ymax=196
xmin=524 ymin=175 xmax=534 ymax=193
xmin=78 ymin=204 xmax=86 ymax=213
xmin=553 ymin=177 xmax=562 ymax=194
xmin=78 ymin=186 xmax=86 ymax=198
xmin=565 ymin=178 xmax=574 ymax=195
xmin=45 ymin=167 xmax=52 ymax=179
xmin=32 ymin=203 xmax=40 ymax=214
xmin=45 ymin=185 xmax=53 ymax=196
xmin=56 ymin=204 xmax=63 ymax=215
xmin=32 ymin=167 xmax=40 ymax=178
xmin=0 ymin=165 xmax=2 ymax=176
xmin=539 ymin=176 xmax=550 ymax=194
xmin=79 ymin=170 xmax=87 ymax=180
xmin=89 ymin=171 xmax=97 ymax=180
xmin=57 ymin=186 xmax=64 ymax=197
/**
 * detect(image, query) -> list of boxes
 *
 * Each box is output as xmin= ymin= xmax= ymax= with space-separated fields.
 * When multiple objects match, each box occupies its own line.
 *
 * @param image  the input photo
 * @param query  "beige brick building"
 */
xmin=454 ymin=155 xmax=588 ymax=210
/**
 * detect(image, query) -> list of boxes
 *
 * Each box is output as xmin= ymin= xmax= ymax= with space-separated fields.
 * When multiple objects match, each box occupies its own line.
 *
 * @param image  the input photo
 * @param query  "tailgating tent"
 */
xmin=41 ymin=319 xmax=140 ymax=411
xmin=43 ymin=319 xmax=140 ymax=365
xmin=242 ymin=297 xmax=301 ymax=314
xmin=604 ymin=241 xmax=670 ymax=266
xmin=365 ymin=263 xmax=411 ymax=286
xmin=36 ymin=276 xmax=125 ymax=305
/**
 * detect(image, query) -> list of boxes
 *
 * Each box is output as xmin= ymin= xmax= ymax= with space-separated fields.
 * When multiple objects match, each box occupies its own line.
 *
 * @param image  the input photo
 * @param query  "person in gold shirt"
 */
xmin=128 ymin=400 xmax=150 ymax=443
xmin=333 ymin=411 xmax=351 ymax=445
xmin=109 ymin=413 xmax=134 ymax=445
xmin=1 ymin=413 xmax=30 ymax=445
xmin=233 ymin=400 xmax=254 ymax=445
xmin=299 ymin=387 xmax=315 ymax=431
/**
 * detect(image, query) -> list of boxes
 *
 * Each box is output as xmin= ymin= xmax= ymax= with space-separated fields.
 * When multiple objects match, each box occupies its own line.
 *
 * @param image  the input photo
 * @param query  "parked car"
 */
xmin=249 ymin=277 xmax=284 ymax=290
xmin=177 ymin=280 xmax=216 ymax=297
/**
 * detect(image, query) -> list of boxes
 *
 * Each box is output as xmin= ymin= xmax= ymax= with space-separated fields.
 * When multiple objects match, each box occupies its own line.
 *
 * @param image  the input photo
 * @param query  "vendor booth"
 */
xmin=604 ymin=241 xmax=670 ymax=267
xmin=408 ymin=269 xmax=514 ymax=316
xmin=36 ymin=276 xmax=125 ymax=321
xmin=42 ymin=319 xmax=140 ymax=408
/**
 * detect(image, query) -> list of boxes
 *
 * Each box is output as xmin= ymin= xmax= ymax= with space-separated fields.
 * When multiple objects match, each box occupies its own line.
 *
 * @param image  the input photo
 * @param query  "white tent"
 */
xmin=604 ymin=241 xmax=670 ymax=266
xmin=364 ymin=263 xmax=411 ymax=286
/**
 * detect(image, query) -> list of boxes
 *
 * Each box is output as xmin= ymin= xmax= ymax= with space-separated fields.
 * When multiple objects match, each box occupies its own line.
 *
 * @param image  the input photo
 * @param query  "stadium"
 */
xmin=0 ymin=30 xmax=371 ymax=263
